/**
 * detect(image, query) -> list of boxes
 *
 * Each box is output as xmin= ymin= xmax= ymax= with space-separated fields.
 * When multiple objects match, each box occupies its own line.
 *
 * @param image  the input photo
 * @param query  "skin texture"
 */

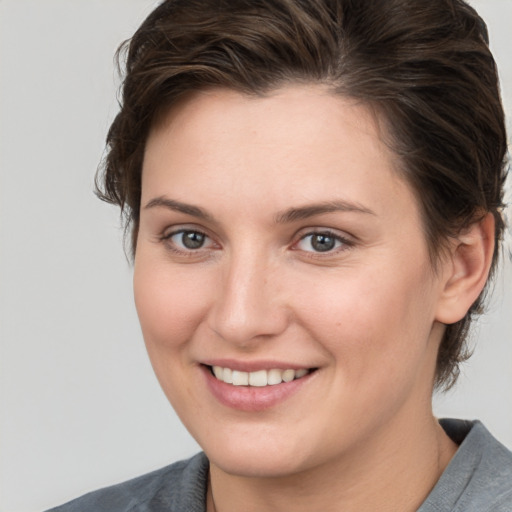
xmin=134 ymin=86 xmax=494 ymax=511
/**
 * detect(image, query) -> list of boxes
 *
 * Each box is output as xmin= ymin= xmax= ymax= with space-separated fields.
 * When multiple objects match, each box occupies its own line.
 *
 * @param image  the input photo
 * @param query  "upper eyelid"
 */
xmin=291 ymin=228 xmax=355 ymax=253
xmin=159 ymin=225 xmax=354 ymax=248
xmin=160 ymin=227 xmax=214 ymax=246
xmin=161 ymin=229 xmax=219 ymax=256
xmin=300 ymin=231 xmax=346 ymax=240
xmin=161 ymin=224 xmax=210 ymax=239
xmin=294 ymin=227 xmax=354 ymax=242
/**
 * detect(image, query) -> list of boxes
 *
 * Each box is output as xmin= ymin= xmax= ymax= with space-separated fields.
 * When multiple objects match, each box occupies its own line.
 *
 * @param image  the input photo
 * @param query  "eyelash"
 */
xmin=293 ymin=230 xmax=354 ymax=256
xmin=160 ymin=228 xmax=216 ymax=257
xmin=159 ymin=228 xmax=354 ymax=257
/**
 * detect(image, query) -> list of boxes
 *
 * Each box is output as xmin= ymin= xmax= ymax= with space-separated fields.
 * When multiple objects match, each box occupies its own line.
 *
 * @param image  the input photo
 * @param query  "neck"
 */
xmin=207 ymin=411 xmax=457 ymax=512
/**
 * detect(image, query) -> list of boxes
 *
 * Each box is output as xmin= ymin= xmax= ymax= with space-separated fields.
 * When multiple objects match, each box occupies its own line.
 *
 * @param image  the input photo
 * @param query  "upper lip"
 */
xmin=201 ymin=359 xmax=314 ymax=372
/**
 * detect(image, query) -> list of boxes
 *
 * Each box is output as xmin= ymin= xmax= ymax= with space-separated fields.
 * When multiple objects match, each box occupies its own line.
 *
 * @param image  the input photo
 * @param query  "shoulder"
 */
xmin=420 ymin=419 xmax=512 ymax=512
xmin=458 ymin=420 xmax=512 ymax=511
xmin=45 ymin=452 xmax=209 ymax=512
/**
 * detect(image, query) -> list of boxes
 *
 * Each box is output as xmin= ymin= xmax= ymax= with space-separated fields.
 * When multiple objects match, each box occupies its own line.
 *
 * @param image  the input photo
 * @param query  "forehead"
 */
xmin=142 ymin=85 xmax=418 ymax=224
xmin=149 ymin=86 xmax=388 ymax=156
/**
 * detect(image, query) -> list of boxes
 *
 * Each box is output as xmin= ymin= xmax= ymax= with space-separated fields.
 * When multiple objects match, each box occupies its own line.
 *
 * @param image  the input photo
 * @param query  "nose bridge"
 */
xmin=210 ymin=244 xmax=287 ymax=345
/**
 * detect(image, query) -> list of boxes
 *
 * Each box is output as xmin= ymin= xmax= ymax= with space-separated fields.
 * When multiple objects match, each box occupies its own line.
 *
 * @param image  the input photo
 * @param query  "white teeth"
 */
xmin=213 ymin=366 xmax=223 ymax=379
xmin=282 ymin=369 xmax=295 ymax=382
xmin=295 ymin=368 xmax=308 ymax=378
xmin=211 ymin=366 xmax=311 ymax=386
xmin=232 ymin=370 xmax=249 ymax=386
xmin=267 ymin=368 xmax=283 ymax=385
xmin=223 ymin=367 xmax=233 ymax=384
xmin=249 ymin=369 xmax=268 ymax=387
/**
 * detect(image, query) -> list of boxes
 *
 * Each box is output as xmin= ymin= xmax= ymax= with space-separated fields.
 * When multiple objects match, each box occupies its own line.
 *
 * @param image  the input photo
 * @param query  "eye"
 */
xmin=295 ymin=231 xmax=349 ymax=253
xmin=165 ymin=229 xmax=213 ymax=251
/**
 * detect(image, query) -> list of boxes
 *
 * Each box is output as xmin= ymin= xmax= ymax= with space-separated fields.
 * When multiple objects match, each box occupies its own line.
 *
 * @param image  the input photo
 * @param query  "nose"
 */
xmin=208 ymin=250 xmax=289 ymax=347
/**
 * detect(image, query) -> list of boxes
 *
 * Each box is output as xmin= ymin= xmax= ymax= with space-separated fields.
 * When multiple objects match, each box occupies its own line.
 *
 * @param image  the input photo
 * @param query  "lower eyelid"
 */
xmin=159 ymin=227 xmax=352 ymax=254
xmin=161 ymin=229 xmax=221 ymax=254
xmin=295 ymin=232 xmax=352 ymax=251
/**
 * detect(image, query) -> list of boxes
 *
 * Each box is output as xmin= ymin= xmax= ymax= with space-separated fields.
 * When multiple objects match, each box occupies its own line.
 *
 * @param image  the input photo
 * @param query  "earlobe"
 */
xmin=435 ymin=213 xmax=495 ymax=325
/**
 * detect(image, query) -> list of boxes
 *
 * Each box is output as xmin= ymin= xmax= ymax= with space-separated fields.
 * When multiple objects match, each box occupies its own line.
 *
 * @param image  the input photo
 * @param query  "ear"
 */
xmin=435 ymin=213 xmax=495 ymax=325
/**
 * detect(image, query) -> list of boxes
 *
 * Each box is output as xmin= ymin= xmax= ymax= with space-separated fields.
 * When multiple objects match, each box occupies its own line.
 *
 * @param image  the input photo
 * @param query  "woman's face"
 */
xmin=135 ymin=86 xmax=449 ymax=477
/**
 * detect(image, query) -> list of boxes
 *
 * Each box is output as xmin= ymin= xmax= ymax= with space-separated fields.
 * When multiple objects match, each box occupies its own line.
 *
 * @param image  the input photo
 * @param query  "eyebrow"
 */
xmin=144 ymin=196 xmax=375 ymax=223
xmin=144 ymin=196 xmax=214 ymax=221
xmin=274 ymin=200 xmax=375 ymax=223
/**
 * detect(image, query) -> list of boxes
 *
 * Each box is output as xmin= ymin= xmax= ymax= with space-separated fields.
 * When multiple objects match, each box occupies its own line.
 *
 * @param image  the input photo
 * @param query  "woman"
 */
xmin=48 ymin=0 xmax=511 ymax=510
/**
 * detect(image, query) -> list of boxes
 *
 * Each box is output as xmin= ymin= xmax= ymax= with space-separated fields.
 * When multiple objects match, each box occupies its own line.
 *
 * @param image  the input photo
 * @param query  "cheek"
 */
xmin=133 ymin=257 xmax=212 ymax=352
xmin=132 ymin=256 xmax=215 ymax=413
xmin=293 ymin=259 xmax=437 ymax=378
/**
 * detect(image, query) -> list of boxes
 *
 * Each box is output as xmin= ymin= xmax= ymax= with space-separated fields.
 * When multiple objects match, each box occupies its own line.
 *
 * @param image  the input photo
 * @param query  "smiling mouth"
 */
xmin=208 ymin=365 xmax=315 ymax=387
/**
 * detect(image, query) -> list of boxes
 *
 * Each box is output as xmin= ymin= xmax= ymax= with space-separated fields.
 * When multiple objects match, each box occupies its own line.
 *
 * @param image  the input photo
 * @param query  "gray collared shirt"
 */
xmin=47 ymin=419 xmax=512 ymax=511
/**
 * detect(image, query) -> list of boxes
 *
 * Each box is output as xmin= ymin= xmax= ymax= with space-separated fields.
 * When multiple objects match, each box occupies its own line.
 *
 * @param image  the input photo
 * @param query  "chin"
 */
xmin=200 ymin=427 xmax=320 ymax=479
xmin=210 ymin=451 xmax=309 ymax=479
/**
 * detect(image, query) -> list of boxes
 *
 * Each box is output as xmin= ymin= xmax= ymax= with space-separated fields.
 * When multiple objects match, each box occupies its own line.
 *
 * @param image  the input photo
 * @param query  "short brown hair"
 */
xmin=97 ymin=0 xmax=508 ymax=390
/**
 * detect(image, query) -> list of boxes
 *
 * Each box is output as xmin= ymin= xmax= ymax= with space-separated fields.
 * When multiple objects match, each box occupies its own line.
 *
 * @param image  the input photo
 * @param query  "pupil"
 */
xmin=312 ymin=234 xmax=335 ymax=252
xmin=182 ymin=231 xmax=205 ymax=249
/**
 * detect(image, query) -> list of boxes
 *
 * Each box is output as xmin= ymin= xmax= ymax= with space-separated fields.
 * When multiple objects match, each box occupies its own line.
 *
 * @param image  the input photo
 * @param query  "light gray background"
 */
xmin=0 ymin=1 xmax=510 ymax=511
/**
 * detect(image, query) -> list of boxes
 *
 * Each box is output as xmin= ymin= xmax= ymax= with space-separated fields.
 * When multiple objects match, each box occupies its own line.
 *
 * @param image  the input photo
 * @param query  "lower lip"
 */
xmin=202 ymin=366 xmax=314 ymax=412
